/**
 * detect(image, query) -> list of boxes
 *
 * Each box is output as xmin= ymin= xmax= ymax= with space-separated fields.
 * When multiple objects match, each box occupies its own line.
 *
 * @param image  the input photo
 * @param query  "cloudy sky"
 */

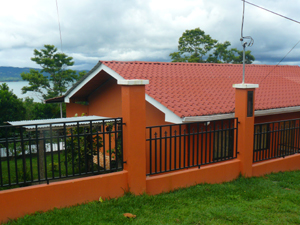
xmin=0 ymin=0 xmax=299 ymax=70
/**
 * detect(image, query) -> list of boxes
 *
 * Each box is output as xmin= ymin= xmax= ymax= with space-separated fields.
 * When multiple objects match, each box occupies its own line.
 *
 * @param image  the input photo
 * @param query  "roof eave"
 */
xmin=145 ymin=94 xmax=183 ymax=124
xmin=182 ymin=106 xmax=300 ymax=122
xmin=183 ymin=113 xmax=235 ymax=122
xmin=254 ymin=106 xmax=300 ymax=117
xmin=44 ymin=96 xmax=65 ymax=103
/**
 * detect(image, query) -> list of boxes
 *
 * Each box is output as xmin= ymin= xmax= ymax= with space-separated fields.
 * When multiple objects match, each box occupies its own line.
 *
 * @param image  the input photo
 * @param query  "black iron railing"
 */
xmin=146 ymin=118 xmax=238 ymax=175
xmin=253 ymin=119 xmax=300 ymax=162
xmin=0 ymin=118 xmax=123 ymax=189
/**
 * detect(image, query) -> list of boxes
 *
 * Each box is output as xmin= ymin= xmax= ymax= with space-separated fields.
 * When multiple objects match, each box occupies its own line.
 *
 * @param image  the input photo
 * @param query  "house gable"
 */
xmin=63 ymin=62 xmax=183 ymax=123
xmin=88 ymin=78 xmax=122 ymax=118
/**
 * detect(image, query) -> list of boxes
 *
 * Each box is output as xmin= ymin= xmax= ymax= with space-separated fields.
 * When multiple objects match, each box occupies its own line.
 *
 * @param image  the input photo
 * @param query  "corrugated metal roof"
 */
xmin=8 ymin=116 xmax=116 ymax=130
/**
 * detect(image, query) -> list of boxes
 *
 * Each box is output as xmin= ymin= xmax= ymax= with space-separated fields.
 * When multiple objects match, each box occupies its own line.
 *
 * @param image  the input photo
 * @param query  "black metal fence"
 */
xmin=253 ymin=119 xmax=300 ymax=162
xmin=146 ymin=118 xmax=238 ymax=175
xmin=0 ymin=118 xmax=123 ymax=189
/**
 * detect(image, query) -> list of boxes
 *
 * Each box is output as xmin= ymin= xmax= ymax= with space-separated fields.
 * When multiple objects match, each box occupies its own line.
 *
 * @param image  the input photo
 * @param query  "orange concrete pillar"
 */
xmin=233 ymin=83 xmax=259 ymax=177
xmin=118 ymin=79 xmax=149 ymax=194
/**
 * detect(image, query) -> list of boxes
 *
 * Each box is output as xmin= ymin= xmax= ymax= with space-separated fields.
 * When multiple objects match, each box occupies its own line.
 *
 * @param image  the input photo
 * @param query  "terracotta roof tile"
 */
xmin=101 ymin=61 xmax=300 ymax=118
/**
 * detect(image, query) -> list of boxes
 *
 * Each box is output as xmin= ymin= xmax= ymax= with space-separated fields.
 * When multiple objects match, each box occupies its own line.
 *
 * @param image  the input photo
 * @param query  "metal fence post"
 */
xmin=38 ymin=130 xmax=45 ymax=181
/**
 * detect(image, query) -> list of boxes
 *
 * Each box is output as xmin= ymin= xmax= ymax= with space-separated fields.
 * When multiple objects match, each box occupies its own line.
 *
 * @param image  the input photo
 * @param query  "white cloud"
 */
xmin=0 ymin=0 xmax=299 ymax=69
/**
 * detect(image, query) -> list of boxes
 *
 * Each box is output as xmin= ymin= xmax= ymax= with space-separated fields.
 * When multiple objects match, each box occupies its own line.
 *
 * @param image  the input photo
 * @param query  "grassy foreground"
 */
xmin=4 ymin=170 xmax=300 ymax=225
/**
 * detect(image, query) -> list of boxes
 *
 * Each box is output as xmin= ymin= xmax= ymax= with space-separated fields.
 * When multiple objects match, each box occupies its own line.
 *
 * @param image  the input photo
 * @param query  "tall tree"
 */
xmin=170 ymin=28 xmax=217 ymax=63
xmin=170 ymin=28 xmax=255 ymax=64
xmin=21 ymin=45 xmax=79 ymax=100
xmin=0 ymin=83 xmax=25 ymax=125
xmin=206 ymin=41 xmax=233 ymax=63
xmin=230 ymin=48 xmax=255 ymax=64
xmin=23 ymin=97 xmax=65 ymax=120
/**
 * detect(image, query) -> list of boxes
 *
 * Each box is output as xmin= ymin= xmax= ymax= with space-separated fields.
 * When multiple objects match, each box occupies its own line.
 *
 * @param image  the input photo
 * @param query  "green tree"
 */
xmin=170 ymin=28 xmax=255 ymax=64
xmin=23 ymin=97 xmax=65 ymax=120
xmin=77 ymin=71 xmax=87 ymax=81
xmin=21 ymin=45 xmax=80 ymax=100
xmin=206 ymin=41 xmax=233 ymax=63
xmin=230 ymin=48 xmax=255 ymax=64
xmin=0 ymin=83 xmax=25 ymax=125
xmin=170 ymin=28 xmax=217 ymax=63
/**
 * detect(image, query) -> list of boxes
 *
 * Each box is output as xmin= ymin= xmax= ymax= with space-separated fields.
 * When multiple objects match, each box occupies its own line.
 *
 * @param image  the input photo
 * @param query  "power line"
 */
xmin=240 ymin=0 xmax=254 ymax=84
xmin=55 ymin=0 xmax=64 ymax=118
xmin=260 ymin=39 xmax=300 ymax=83
xmin=56 ymin=0 xmax=63 ymax=53
xmin=243 ymin=0 xmax=300 ymax=25
xmin=241 ymin=1 xmax=300 ymax=83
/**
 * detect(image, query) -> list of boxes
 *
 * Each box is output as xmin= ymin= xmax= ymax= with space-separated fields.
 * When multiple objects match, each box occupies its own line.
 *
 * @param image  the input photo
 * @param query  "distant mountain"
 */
xmin=0 ymin=67 xmax=40 ymax=81
xmin=0 ymin=66 xmax=87 ymax=82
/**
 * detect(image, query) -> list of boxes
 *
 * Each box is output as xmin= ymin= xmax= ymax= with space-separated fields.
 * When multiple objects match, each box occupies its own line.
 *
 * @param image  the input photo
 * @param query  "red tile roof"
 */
xmin=101 ymin=61 xmax=300 ymax=118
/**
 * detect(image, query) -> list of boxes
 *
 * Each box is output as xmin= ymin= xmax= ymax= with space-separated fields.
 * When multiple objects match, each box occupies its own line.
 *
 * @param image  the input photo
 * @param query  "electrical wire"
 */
xmin=55 ymin=0 xmax=64 ymax=118
xmin=56 ymin=0 xmax=63 ymax=53
xmin=259 ymin=39 xmax=300 ymax=83
xmin=243 ymin=0 xmax=300 ymax=25
xmin=233 ymin=1 xmax=300 ymax=112
xmin=241 ymin=0 xmax=300 ymax=83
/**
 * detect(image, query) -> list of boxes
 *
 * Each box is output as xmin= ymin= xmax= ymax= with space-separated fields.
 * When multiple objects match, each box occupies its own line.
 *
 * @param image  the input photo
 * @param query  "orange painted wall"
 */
xmin=66 ymin=79 xmax=122 ymax=119
xmin=66 ymin=103 xmax=89 ymax=117
xmin=235 ymin=88 xmax=256 ymax=177
xmin=255 ymin=111 xmax=300 ymax=124
xmin=121 ymin=84 xmax=147 ymax=194
xmin=88 ymin=79 xmax=122 ymax=118
xmin=66 ymin=80 xmax=167 ymax=128
xmin=146 ymin=159 xmax=240 ymax=195
xmin=0 ymin=171 xmax=128 ymax=223
xmin=252 ymin=154 xmax=300 ymax=176
xmin=145 ymin=102 xmax=170 ymax=126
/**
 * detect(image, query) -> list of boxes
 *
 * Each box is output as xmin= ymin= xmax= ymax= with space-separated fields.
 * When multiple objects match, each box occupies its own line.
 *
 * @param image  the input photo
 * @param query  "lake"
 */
xmin=0 ymin=81 xmax=43 ymax=102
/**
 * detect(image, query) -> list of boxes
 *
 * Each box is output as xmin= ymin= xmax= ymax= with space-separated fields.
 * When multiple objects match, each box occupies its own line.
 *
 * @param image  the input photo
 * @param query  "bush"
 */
xmin=64 ymin=125 xmax=103 ymax=173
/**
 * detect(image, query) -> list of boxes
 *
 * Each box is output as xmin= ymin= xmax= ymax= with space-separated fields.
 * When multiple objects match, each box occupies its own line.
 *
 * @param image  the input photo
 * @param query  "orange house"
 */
xmin=3 ymin=62 xmax=300 ymax=223
xmin=46 ymin=61 xmax=300 ymax=125
xmin=45 ymin=61 xmax=300 ymax=174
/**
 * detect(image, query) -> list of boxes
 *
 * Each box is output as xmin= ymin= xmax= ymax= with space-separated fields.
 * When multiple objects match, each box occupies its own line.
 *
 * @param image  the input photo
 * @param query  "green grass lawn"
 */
xmin=3 ymin=170 xmax=300 ymax=225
